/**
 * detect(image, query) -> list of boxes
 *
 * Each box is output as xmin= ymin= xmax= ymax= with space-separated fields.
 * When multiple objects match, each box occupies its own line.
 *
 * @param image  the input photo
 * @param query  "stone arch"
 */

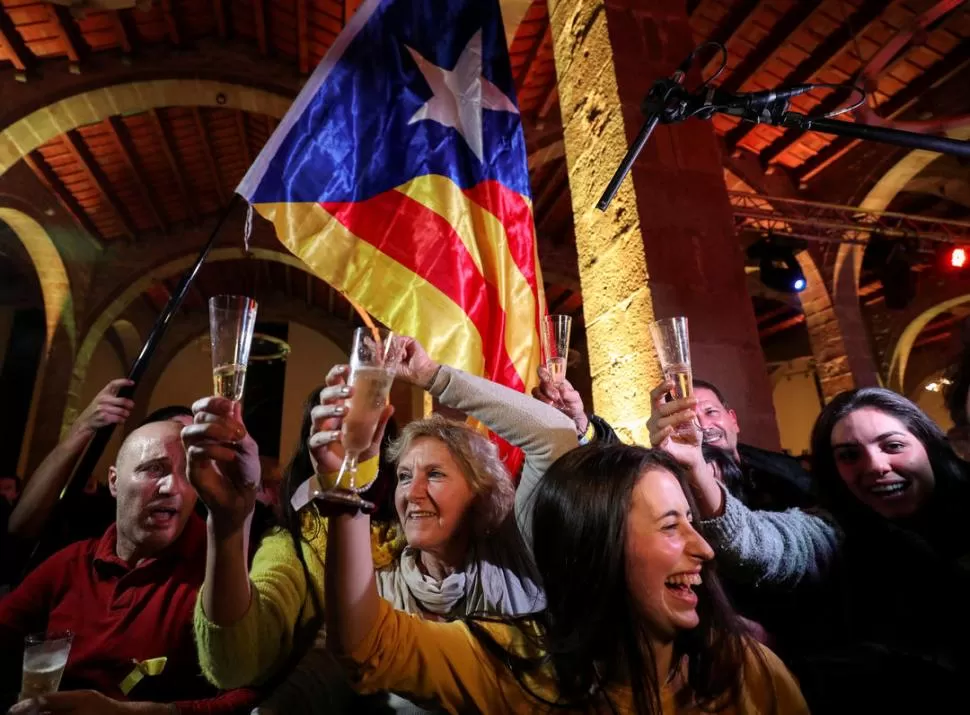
xmin=0 ymin=80 xmax=291 ymax=175
xmin=886 ymin=294 xmax=970 ymax=393
xmin=109 ymin=319 xmax=142 ymax=366
xmin=0 ymin=208 xmax=76 ymax=475
xmin=0 ymin=208 xmax=74 ymax=353
xmin=831 ymin=126 xmax=970 ymax=297
xmin=63 ymin=247 xmax=346 ymax=431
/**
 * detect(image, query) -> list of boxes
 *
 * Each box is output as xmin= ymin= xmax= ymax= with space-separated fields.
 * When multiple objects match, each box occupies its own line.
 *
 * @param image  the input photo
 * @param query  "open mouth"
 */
xmin=407 ymin=510 xmax=437 ymax=522
xmin=701 ymin=429 xmax=724 ymax=444
xmin=868 ymin=481 xmax=909 ymax=498
xmin=146 ymin=506 xmax=179 ymax=526
xmin=664 ymin=572 xmax=701 ymax=603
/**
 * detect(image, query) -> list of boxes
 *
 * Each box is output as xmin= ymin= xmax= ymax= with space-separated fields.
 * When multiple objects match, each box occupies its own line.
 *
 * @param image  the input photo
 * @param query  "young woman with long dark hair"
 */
xmin=799 ymin=387 xmax=970 ymax=712
xmin=325 ymin=444 xmax=808 ymax=714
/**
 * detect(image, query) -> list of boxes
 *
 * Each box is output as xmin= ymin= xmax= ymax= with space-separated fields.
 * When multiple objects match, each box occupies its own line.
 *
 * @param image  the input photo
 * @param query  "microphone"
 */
xmin=736 ymin=84 xmax=816 ymax=107
xmin=702 ymin=84 xmax=816 ymax=119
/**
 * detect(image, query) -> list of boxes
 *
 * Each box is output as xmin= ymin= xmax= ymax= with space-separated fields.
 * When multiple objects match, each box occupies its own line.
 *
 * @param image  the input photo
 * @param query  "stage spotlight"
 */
xmin=945 ymin=246 xmax=968 ymax=269
xmin=757 ymin=243 xmax=807 ymax=294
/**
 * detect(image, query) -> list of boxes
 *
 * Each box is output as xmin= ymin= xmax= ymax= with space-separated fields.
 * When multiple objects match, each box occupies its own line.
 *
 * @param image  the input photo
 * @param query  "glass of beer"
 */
xmin=649 ymin=317 xmax=698 ymax=438
xmin=21 ymin=631 xmax=72 ymax=700
xmin=542 ymin=314 xmax=572 ymax=385
xmin=318 ymin=326 xmax=403 ymax=511
xmin=209 ymin=295 xmax=258 ymax=401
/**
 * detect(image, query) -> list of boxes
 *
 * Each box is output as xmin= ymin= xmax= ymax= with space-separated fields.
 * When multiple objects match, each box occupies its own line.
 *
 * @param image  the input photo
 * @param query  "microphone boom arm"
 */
xmin=597 ymin=45 xmax=970 ymax=211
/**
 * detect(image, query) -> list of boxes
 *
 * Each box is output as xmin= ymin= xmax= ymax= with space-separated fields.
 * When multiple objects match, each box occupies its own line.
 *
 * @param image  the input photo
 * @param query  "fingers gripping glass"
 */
xmin=649 ymin=317 xmax=701 ymax=438
xmin=21 ymin=631 xmax=72 ymax=701
xmin=542 ymin=315 xmax=573 ymax=386
xmin=316 ymin=327 xmax=403 ymax=511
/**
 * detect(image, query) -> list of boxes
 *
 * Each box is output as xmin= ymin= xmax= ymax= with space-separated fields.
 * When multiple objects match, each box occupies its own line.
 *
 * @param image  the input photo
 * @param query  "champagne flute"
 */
xmin=21 ymin=631 xmax=72 ymax=701
xmin=648 ymin=317 xmax=699 ymax=438
xmin=208 ymin=295 xmax=258 ymax=401
xmin=543 ymin=314 xmax=573 ymax=385
xmin=317 ymin=326 xmax=403 ymax=510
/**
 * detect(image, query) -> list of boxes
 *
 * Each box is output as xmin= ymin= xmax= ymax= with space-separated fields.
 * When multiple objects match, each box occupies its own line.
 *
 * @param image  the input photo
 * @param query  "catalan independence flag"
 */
xmin=237 ymin=0 xmax=544 ymax=461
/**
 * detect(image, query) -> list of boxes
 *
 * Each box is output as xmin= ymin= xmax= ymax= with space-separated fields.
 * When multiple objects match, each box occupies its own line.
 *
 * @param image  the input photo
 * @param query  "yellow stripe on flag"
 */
xmin=394 ymin=175 xmax=541 ymax=390
xmin=253 ymin=201 xmax=486 ymax=376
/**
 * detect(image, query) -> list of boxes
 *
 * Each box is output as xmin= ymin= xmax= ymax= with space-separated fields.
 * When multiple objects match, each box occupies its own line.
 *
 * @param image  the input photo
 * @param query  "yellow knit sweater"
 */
xmin=193 ymin=459 xmax=405 ymax=689
xmin=348 ymin=598 xmax=811 ymax=714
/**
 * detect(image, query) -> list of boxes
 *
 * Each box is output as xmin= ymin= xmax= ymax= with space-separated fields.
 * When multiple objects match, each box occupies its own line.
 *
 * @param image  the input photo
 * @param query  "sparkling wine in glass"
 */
xmin=318 ymin=327 xmax=403 ymax=511
xmin=649 ymin=317 xmax=698 ymax=439
xmin=21 ymin=631 xmax=72 ymax=701
xmin=543 ymin=314 xmax=572 ymax=385
xmin=208 ymin=295 xmax=258 ymax=401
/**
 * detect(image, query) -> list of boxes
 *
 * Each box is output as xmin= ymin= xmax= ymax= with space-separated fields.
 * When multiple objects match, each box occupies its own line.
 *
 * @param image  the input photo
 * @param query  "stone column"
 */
xmin=831 ymin=251 xmax=881 ymax=388
xmin=546 ymin=0 xmax=780 ymax=448
xmin=797 ymin=249 xmax=857 ymax=401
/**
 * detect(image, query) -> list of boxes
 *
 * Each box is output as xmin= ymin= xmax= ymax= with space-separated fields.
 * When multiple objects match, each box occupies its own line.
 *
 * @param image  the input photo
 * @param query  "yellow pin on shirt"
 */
xmin=120 ymin=657 xmax=167 ymax=695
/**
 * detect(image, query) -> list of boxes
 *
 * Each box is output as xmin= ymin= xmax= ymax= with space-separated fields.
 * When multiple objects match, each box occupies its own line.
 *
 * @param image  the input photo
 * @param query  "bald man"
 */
xmin=0 ymin=421 xmax=256 ymax=714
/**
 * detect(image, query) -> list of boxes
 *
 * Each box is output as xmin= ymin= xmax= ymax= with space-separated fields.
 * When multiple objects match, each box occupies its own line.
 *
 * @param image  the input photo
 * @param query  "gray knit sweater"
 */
xmin=698 ymin=483 xmax=842 ymax=588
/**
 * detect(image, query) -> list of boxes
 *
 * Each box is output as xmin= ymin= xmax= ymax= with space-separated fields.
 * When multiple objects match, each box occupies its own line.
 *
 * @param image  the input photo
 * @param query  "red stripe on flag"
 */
xmin=461 ymin=180 xmax=541 ymax=305
xmin=321 ymin=191 xmax=525 ymax=391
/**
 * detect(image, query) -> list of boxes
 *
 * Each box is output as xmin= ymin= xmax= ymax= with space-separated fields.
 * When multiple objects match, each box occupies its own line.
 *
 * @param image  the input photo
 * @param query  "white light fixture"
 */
xmin=925 ymin=377 xmax=953 ymax=392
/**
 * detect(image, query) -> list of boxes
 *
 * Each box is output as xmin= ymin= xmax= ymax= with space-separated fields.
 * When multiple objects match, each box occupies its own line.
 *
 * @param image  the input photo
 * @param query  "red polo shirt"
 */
xmin=0 ymin=515 xmax=257 ymax=713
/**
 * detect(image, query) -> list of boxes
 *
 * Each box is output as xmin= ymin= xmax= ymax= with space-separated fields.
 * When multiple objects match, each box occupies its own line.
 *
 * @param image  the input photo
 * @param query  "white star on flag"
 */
xmin=405 ymin=29 xmax=519 ymax=163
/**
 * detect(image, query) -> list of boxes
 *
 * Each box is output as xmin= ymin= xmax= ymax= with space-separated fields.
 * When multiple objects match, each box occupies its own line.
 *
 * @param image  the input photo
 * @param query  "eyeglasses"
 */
xmin=947 ymin=424 xmax=970 ymax=462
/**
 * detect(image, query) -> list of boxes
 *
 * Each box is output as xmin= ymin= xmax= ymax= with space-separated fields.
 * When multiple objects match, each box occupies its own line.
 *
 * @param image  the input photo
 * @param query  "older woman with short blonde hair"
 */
xmin=376 ymin=412 xmax=536 ymax=619
xmin=192 ymin=336 xmax=579 ymax=709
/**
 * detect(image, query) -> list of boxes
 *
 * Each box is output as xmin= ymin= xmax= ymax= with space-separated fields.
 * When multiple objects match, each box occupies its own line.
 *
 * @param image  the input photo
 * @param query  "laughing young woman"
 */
xmin=800 ymin=387 xmax=970 ymax=712
xmin=325 ymin=444 xmax=809 ymax=714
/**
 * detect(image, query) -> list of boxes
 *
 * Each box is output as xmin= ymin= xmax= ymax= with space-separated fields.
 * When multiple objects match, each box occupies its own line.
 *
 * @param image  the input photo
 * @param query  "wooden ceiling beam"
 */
xmin=105 ymin=116 xmax=168 ymax=231
xmin=547 ymin=289 xmax=573 ymax=314
xmin=759 ymin=313 xmax=805 ymax=339
xmin=757 ymin=303 xmax=795 ymax=325
xmin=700 ymin=0 xmax=760 ymax=79
xmin=757 ymin=84 xmax=858 ymax=165
xmin=235 ymin=111 xmax=253 ymax=167
xmin=161 ymin=0 xmax=182 ymax=46
xmin=253 ymin=0 xmax=269 ymax=56
xmin=537 ymin=83 xmax=559 ymax=121
xmin=716 ymin=3 xmax=817 ymax=95
xmin=63 ymin=129 xmax=138 ymax=240
xmin=192 ymin=108 xmax=229 ymax=206
xmin=23 ymin=151 xmax=104 ymax=242
xmin=48 ymin=5 xmax=85 ymax=65
xmin=0 ymin=5 xmax=32 ymax=72
xmin=148 ymin=109 xmax=199 ymax=223
xmin=534 ymin=163 xmax=568 ymax=223
xmin=213 ymin=0 xmax=229 ymax=40
xmin=514 ymin=16 xmax=549 ymax=91
xmin=296 ymin=0 xmax=310 ymax=74
xmin=109 ymin=9 xmax=137 ymax=53
xmin=795 ymin=38 xmax=970 ymax=183
xmin=724 ymin=0 xmax=898 ymax=152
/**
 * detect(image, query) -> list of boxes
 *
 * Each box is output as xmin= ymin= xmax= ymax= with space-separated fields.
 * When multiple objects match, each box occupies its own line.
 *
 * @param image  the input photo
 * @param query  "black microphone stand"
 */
xmin=597 ymin=46 xmax=970 ymax=211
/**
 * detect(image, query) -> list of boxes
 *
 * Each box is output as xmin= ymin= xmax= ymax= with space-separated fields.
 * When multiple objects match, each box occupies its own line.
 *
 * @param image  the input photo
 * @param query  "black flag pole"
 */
xmin=21 ymin=196 xmax=241 ymax=574
xmin=62 ymin=195 xmax=240 ymax=501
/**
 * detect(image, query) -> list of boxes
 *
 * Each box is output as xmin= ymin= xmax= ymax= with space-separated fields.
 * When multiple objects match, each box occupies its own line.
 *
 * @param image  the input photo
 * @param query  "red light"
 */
xmin=952 ymin=247 xmax=968 ymax=268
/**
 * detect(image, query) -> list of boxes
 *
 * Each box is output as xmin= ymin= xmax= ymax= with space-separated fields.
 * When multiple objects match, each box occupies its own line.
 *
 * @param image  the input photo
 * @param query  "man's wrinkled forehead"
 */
xmin=116 ymin=422 xmax=183 ymax=472
xmin=694 ymin=387 xmax=727 ymax=411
